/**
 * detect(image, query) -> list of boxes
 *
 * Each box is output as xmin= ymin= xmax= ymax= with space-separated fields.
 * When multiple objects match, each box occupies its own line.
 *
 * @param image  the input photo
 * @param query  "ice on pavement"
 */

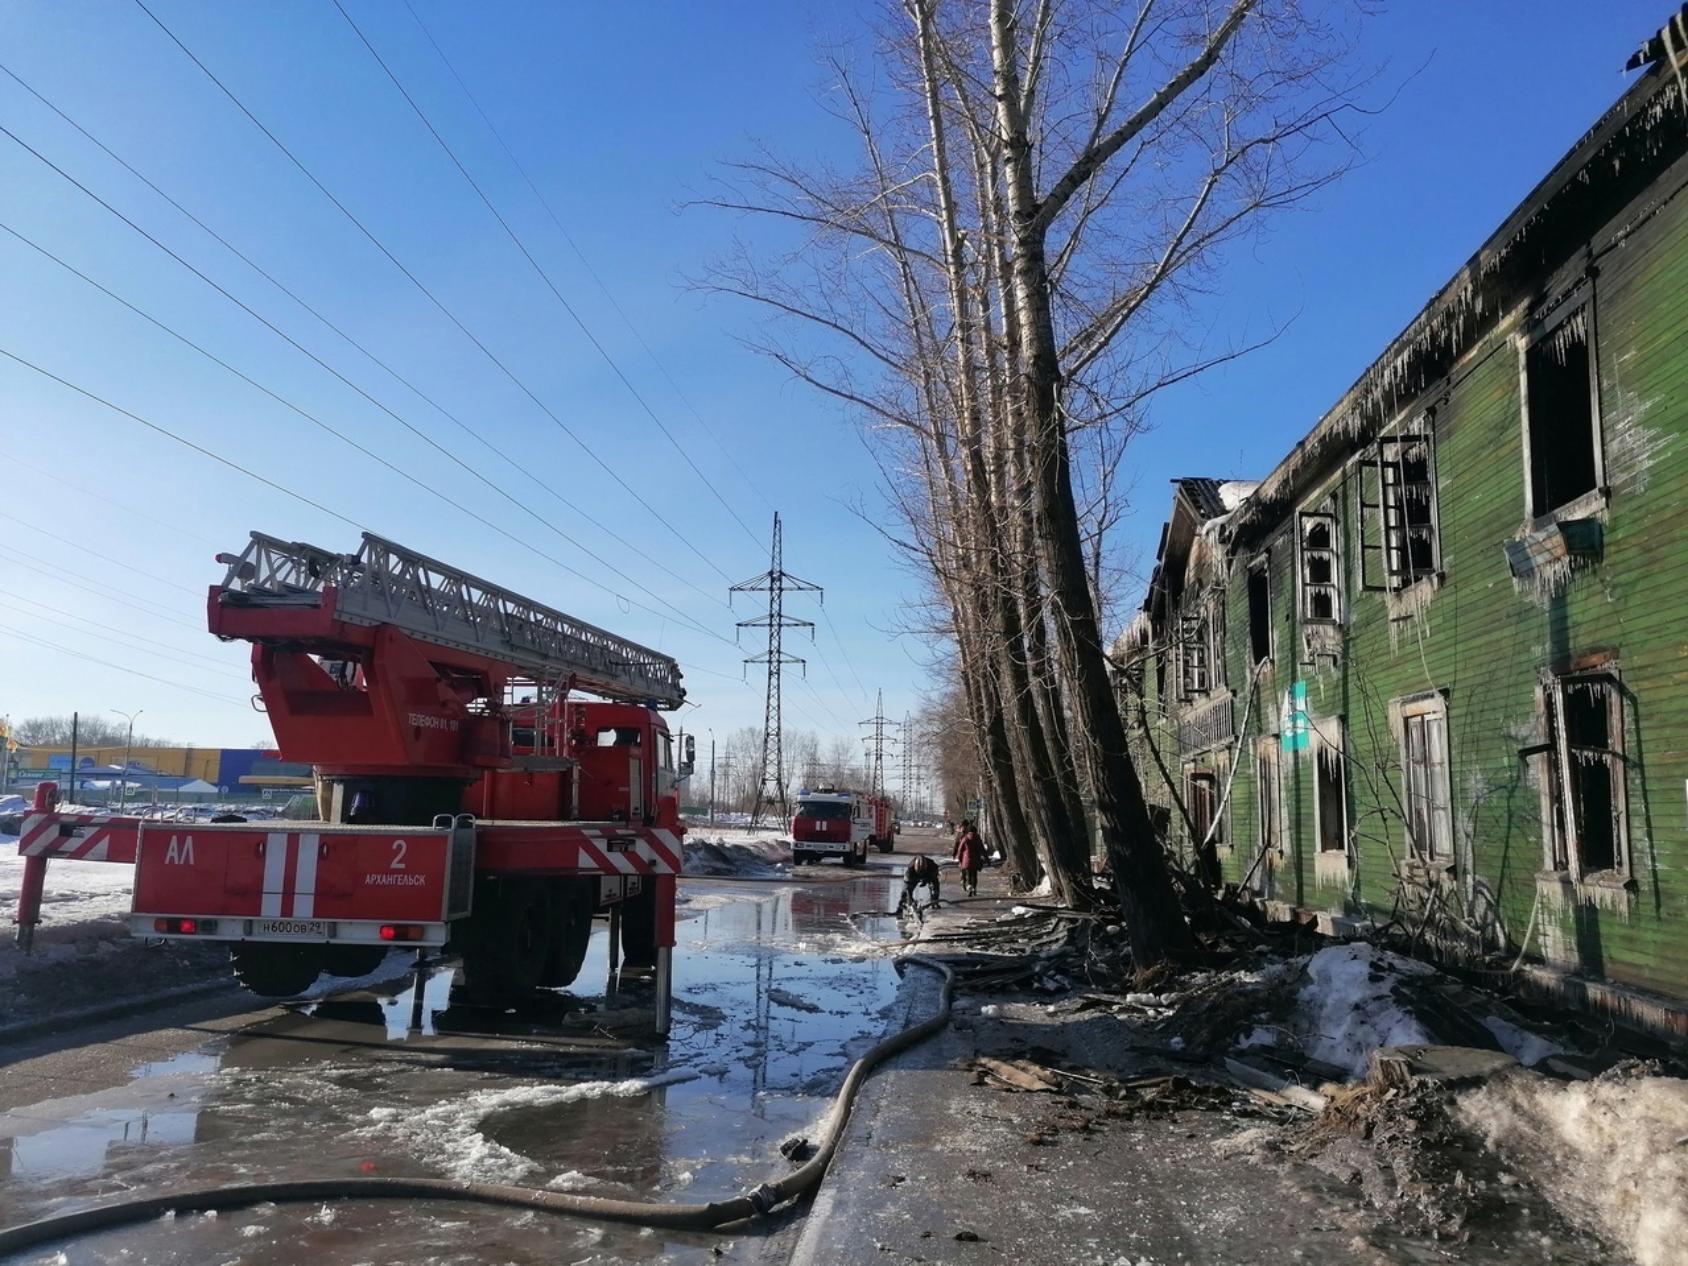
xmin=1459 ymin=1067 xmax=1688 ymax=1266
xmin=363 ymin=1070 xmax=700 ymax=1184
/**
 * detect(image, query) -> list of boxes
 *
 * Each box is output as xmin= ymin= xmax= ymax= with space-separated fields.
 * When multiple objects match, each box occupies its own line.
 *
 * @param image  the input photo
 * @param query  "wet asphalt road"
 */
xmin=0 ymin=833 xmax=948 ymax=1265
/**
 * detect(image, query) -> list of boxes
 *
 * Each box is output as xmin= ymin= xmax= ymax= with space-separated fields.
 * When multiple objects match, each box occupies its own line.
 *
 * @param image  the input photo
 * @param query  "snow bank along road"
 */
xmin=0 ymin=851 xmax=916 ymax=1265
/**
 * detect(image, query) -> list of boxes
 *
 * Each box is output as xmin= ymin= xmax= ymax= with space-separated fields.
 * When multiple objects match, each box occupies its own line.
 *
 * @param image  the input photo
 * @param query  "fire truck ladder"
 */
xmin=216 ymin=531 xmax=685 ymax=708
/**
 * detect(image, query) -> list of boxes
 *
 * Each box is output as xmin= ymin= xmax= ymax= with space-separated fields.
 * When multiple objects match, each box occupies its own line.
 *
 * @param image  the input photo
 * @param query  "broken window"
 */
xmin=1315 ymin=724 xmax=1349 ymax=853
xmin=1540 ymin=671 xmax=1627 ymax=878
xmin=1298 ymin=512 xmax=1340 ymax=624
xmin=1247 ymin=561 xmax=1272 ymax=663
xmin=1523 ymin=305 xmax=1602 ymax=519
xmin=1255 ymin=740 xmax=1280 ymax=854
xmin=1398 ymin=695 xmax=1453 ymax=862
xmin=1178 ymin=598 xmax=1224 ymax=698
xmin=1187 ymin=769 xmax=1224 ymax=885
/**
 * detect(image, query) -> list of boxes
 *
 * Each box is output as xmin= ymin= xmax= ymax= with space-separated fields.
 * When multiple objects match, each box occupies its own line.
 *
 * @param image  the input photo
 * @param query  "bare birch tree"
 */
xmin=699 ymin=0 xmax=1363 ymax=960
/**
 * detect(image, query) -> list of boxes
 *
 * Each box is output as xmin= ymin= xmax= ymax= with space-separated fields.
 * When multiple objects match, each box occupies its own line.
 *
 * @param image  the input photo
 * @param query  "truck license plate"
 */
xmin=255 ymin=918 xmax=326 ymax=939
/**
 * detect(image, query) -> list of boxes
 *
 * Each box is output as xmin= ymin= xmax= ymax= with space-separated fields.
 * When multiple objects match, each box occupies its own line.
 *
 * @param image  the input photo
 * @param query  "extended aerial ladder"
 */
xmin=15 ymin=531 xmax=694 ymax=1031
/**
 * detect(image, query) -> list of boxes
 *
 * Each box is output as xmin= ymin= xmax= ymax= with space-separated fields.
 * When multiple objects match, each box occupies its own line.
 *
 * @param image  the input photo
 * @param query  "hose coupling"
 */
xmin=746 ymin=1183 xmax=782 ymax=1215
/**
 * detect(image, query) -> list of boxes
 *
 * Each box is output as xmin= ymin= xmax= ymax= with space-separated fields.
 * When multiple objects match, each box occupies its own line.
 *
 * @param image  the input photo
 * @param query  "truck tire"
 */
xmin=461 ymin=877 xmax=551 ymax=1006
xmin=541 ymin=879 xmax=595 ymax=988
xmin=230 ymin=943 xmax=325 ymax=997
xmin=324 ymin=945 xmax=389 ymax=977
xmin=619 ymin=883 xmax=658 ymax=971
xmin=876 ymin=838 xmax=894 ymax=854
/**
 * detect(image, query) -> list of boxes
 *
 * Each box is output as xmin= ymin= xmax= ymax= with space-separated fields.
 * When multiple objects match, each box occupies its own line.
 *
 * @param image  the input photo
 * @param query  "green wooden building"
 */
xmin=1118 ymin=17 xmax=1688 ymax=1042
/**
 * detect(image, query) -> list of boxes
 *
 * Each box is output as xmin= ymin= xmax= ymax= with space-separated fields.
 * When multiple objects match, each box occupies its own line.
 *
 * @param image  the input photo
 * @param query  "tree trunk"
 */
xmin=989 ymin=0 xmax=1192 ymax=963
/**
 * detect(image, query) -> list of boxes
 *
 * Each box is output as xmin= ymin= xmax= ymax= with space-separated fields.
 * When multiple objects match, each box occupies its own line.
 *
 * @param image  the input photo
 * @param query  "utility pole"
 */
xmin=708 ymin=729 xmax=717 ymax=827
xmin=900 ymin=712 xmax=913 ymax=813
xmin=111 ymin=709 xmax=142 ymax=810
xmin=859 ymin=690 xmax=899 ymax=800
xmin=730 ymin=512 xmax=822 ymax=826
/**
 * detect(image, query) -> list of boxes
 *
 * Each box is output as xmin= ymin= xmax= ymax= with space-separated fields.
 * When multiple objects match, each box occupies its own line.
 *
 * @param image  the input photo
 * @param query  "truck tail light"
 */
xmin=380 ymin=924 xmax=426 ymax=942
xmin=153 ymin=917 xmax=211 ymax=935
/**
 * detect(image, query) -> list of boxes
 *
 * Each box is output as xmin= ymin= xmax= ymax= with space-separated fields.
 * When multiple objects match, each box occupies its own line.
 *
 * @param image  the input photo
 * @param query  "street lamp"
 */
xmin=110 ymin=709 xmax=142 ymax=810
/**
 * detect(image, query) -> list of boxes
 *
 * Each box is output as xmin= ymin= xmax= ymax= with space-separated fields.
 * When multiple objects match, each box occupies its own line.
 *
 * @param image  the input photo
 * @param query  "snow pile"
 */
xmin=364 ymin=1070 xmax=698 ymax=1184
xmin=683 ymin=834 xmax=789 ymax=878
xmin=1458 ymin=1066 xmax=1688 ymax=1266
xmin=0 ymin=852 xmax=138 ymax=977
xmin=1241 ymin=943 xmax=1436 ymax=1078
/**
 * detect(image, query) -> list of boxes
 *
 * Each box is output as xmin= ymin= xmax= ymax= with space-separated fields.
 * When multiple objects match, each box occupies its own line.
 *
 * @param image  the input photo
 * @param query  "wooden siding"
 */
xmin=1137 ymin=152 xmax=1688 ymax=1006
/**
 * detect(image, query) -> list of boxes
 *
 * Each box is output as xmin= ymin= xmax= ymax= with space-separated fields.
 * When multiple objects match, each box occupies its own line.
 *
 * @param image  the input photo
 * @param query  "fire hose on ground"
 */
xmin=0 ymin=957 xmax=956 ymax=1254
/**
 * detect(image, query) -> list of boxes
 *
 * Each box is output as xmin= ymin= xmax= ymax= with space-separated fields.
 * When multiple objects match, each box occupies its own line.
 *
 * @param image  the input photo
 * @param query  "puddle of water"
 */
xmin=0 ymin=875 xmax=911 ymax=1263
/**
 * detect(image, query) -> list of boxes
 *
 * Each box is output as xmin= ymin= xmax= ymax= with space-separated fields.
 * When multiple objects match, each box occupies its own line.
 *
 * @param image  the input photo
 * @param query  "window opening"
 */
xmin=1525 ymin=307 xmax=1600 ymax=517
xmin=1542 ymin=671 xmax=1625 ymax=877
xmin=1379 ymin=436 xmax=1438 ymax=586
xmin=595 ymin=726 xmax=643 ymax=748
xmin=1180 ymin=606 xmax=1211 ymax=698
xmin=1247 ymin=563 xmax=1272 ymax=663
xmin=1255 ymin=743 xmax=1279 ymax=854
xmin=1400 ymin=700 xmax=1452 ymax=861
xmin=1316 ymin=738 xmax=1348 ymax=853
xmin=1298 ymin=513 xmax=1340 ymax=623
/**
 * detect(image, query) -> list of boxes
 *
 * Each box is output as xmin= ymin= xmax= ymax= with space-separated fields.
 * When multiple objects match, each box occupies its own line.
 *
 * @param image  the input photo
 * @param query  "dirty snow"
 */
xmin=1479 ymin=1013 xmax=1562 ymax=1068
xmin=682 ymin=832 xmax=790 ymax=877
xmin=362 ymin=1070 xmax=699 ymax=1184
xmin=1236 ymin=943 xmax=1435 ymax=1078
xmin=1459 ymin=1068 xmax=1688 ymax=1266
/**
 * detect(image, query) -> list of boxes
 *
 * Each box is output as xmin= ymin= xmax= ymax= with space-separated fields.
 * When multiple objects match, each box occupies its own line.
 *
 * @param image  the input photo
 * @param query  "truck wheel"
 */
xmin=541 ymin=879 xmax=595 ymax=988
xmin=619 ymin=883 xmax=658 ymax=971
xmin=461 ymin=877 xmax=551 ymax=1006
xmin=230 ymin=943 xmax=325 ymax=997
xmin=324 ymin=945 xmax=389 ymax=977
xmin=876 ymin=838 xmax=894 ymax=854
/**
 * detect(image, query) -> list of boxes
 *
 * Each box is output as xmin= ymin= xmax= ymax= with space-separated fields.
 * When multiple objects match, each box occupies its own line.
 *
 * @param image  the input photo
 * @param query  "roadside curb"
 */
xmin=0 ymin=975 xmax=238 ymax=1048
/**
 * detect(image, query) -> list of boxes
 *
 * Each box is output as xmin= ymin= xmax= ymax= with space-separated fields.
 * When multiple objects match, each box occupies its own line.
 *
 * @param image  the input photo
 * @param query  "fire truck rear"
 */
xmin=12 ymin=532 xmax=694 ymax=1031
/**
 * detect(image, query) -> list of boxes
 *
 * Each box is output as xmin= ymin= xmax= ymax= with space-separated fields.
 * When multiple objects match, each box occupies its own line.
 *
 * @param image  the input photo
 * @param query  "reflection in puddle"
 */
xmin=376 ymin=963 xmax=458 ymax=1040
xmin=0 ymin=874 xmax=909 ymax=1263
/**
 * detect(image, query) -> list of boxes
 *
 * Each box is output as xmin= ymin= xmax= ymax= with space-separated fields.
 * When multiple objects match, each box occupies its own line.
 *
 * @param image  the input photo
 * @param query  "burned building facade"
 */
xmin=1120 ymin=17 xmax=1688 ymax=1040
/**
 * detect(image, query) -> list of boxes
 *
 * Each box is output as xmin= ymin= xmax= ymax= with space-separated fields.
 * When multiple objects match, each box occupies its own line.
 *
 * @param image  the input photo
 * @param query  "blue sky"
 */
xmin=0 ymin=1 xmax=1670 ymax=757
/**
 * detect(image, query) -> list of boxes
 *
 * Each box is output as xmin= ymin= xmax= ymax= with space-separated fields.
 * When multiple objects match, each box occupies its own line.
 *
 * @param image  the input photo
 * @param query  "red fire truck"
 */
xmin=790 ymin=786 xmax=895 ymax=866
xmin=12 ymin=532 xmax=692 ymax=1031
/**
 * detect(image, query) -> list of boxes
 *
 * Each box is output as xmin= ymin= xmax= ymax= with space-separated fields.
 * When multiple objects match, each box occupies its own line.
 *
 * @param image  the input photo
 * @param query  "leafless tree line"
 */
xmin=700 ymin=0 xmax=1363 ymax=961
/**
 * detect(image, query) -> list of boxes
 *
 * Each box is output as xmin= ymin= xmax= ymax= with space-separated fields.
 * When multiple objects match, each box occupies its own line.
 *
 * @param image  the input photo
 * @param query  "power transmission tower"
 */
xmin=730 ymin=512 xmax=821 ymax=826
xmin=859 ymin=689 xmax=899 ymax=800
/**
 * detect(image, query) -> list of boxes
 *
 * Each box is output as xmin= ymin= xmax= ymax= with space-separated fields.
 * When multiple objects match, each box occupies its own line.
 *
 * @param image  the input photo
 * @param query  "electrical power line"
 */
xmin=399 ymin=0 xmax=775 ymax=518
xmin=0 ymin=214 xmax=728 ymax=643
xmin=0 ymin=59 xmax=734 ymax=615
xmin=0 ymin=588 xmax=246 ymax=673
xmin=132 ymin=0 xmax=742 ymax=585
xmin=4 ymin=604 xmax=252 ymax=683
xmin=0 ymin=622 xmax=250 ymax=707
xmin=0 ymin=340 xmax=741 ymax=648
xmin=0 ymin=541 xmax=204 ymax=630
xmin=0 ymin=444 xmax=218 ymax=548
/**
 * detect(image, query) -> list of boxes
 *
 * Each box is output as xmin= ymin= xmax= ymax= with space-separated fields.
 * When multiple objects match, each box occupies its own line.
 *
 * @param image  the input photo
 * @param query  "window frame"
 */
xmin=1186 ymin=769 xmax=1224 ymax=852
xmin=1254 ymin=736 xmax=1281 ymax=855
xmin=1517 ymin=295 xmax=1606 ymax=525
xmin=1313 ymin=718 xmax=1351 ymax=855
xmin=1535 ymin=668 xmax=1629 ymax=882
xmin=1359 ymin=422 xmax=1442 ymax=591
xmin=1396 ymin=692 xmax=1454 ymax=864
xmin=1296 ymin=511 xmax=1342 ymax=626
xmin=1246 ymin=556 xmax=1273 ymax=664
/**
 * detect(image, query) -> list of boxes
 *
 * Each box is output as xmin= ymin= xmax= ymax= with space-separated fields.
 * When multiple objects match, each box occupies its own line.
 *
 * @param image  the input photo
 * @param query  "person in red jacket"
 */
xmin=953 ymin=820 xmax=986 ymax=896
